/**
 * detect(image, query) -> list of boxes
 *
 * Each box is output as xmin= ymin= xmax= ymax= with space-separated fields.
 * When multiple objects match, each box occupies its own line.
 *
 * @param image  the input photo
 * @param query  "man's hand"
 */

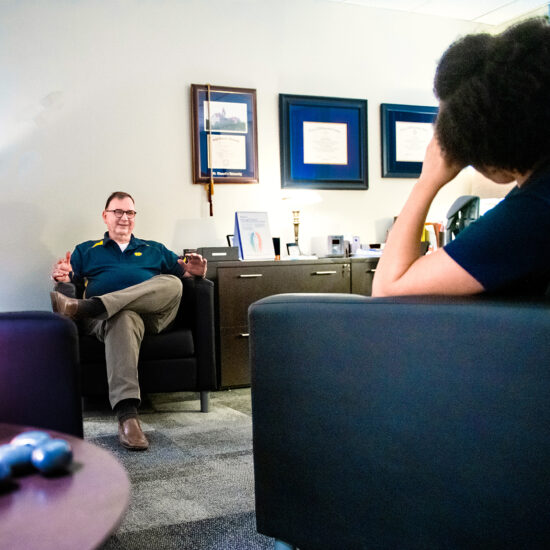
xmin=52 ymin=251 xmax=73 ymax=282
xmin=178 ymin=253 xmax=207 ymax=279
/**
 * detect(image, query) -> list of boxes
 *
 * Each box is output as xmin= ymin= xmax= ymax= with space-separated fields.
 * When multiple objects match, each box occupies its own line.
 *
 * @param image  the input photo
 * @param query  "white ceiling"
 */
xmin=325 ymin=0 xmax=548 ymax=25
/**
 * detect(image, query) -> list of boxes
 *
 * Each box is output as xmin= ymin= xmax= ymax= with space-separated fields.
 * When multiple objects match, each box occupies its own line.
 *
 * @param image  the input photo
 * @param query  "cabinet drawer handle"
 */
xmin=239 ymin=333 xmax=250 ymax=338
xmin=367 ymin=268 xmax=377 ymax=273
xmin=312 ymin=270 xmax=337 ymax=275
xmin=238 ymin=274 xmax=263 ymax=278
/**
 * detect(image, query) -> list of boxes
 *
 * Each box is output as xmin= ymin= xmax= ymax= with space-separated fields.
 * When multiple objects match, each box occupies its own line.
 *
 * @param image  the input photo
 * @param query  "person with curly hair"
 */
xmin=373 ymin=17 xmax=550 ymax=297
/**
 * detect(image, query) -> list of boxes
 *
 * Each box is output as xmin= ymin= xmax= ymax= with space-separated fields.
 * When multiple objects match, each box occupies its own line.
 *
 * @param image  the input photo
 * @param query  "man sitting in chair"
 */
xmin=50 ymin=191 xmax=207 ymax=451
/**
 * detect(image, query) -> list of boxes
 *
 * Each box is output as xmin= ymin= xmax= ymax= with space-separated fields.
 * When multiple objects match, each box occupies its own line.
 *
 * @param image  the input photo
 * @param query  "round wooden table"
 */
xmin=0 ymin=423 xmax=130 ymax=550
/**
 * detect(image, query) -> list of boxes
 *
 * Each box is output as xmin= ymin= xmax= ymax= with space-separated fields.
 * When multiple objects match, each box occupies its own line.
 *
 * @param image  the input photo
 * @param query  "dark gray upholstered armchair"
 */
xmin=0 ymin=311 xmax=83 ymax=437
xmin=77 ymin=277 xmax=216 ymax=412
xmin=249 ymin=293 xmax=550 ymax=550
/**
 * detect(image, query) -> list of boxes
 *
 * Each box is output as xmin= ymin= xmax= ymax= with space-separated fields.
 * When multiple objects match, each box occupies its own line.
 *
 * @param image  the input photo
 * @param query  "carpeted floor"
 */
xmin=83 ymin=389 xmax=272 ymax=550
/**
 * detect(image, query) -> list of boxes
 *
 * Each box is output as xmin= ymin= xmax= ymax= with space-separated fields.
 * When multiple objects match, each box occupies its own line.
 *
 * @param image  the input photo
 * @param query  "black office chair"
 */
xmin=0 ymin=311 xmax=83 ymax=437
xmin=445 ymin=195 xmax=480 ymax=243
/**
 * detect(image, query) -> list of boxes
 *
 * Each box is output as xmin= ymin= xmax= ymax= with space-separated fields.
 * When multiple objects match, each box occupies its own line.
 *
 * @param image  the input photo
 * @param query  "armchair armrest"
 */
xmin=54 ymin=281 xmax=77 ymax=298
xmin=179 ymin=277 xmax=216 ymax=389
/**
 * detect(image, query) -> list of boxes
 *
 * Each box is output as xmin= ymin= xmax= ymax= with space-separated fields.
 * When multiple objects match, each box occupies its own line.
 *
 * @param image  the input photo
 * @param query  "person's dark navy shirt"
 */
xmin=70 ymin=232 xmax=184 ymax=298
xmin=444 ymin=162 xmax=550 ymax=296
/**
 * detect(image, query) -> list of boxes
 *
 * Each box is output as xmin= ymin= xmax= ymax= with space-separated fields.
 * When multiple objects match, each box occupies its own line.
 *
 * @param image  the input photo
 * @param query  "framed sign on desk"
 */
xmin=381 ymin=103 xmax=438 ymax=178
xmin=279 ymin=94 xmax=368 ymax=190
xmin=234 ymin=211 xmax=275 ymax=261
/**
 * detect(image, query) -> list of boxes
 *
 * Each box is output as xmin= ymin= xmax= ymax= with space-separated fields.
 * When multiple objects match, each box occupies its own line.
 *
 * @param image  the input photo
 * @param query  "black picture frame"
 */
xmin=279 ymin=94 xmax=368 ymax=190
xmin=381 ymin=103 xmax=438 ymax=178
xmin=191 ymin=84 xmax=259 ymax=184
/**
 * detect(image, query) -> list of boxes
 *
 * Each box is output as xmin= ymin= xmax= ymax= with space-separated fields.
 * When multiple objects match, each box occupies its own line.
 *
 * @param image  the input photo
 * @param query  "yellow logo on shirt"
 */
xmin=134 ymin=252 xmax=142 ymax=256
xmin=91 ymin=240 xmax=104 ymax=248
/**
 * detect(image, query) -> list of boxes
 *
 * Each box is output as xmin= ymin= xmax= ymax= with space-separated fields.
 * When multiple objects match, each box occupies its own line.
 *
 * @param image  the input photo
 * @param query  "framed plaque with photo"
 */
xmin=191 ymin=84 xmax=259 ymax=184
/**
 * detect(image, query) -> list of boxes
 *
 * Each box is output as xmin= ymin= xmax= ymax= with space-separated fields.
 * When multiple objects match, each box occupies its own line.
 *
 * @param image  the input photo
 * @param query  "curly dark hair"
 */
xmin=105 ymin=191 xmax=134 ymax=210
xmin=434 ymin=17 xmax=550 ymax=174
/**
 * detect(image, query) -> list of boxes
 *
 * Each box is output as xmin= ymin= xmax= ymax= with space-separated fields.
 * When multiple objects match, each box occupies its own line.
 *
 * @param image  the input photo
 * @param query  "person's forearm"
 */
xmin=372 ymin=136 xmax=463 ymax=296
xmin=372 ymin=178 xmax=439 ymax=296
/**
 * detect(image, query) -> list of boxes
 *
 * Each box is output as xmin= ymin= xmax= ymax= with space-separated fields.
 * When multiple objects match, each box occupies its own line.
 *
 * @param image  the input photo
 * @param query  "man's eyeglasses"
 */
xmin=106 ymin=209 xmax=137 ymax=219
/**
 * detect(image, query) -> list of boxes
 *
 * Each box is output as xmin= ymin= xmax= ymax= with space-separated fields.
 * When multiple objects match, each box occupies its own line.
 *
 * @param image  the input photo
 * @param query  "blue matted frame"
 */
xmin=279 ymin=94 xmax=368 ymax=190
xmin=381 ymin=103 xmax=438 ymax=178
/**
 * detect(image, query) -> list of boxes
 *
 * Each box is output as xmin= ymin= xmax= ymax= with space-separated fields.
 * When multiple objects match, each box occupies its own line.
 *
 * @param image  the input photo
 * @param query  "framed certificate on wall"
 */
xmin=279 ymin=94 xmax=369 ymax=190
xmin=381 ymin=103 xmax=438 ymax=178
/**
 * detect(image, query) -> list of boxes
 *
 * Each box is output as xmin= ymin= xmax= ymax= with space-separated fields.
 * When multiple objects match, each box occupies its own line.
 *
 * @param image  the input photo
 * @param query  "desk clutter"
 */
xmin=0 ymin=430 xmax=73 ymax=483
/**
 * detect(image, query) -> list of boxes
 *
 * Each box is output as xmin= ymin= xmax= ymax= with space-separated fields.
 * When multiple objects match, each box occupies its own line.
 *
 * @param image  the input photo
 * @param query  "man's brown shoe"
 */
xmin=50 ymin=291 xmax=80 ymax=319
xmin=118 ymin=417 xmax=149 ymax=451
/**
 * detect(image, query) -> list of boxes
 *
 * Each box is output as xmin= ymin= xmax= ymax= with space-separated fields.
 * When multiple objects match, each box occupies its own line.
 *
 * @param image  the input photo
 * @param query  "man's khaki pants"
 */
xmin=83 ymin=275 xmax=183 ymax=408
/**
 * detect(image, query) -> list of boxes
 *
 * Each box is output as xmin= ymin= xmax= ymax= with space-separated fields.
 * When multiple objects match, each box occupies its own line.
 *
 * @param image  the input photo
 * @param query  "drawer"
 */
xmin=351 ymin=260 xmax=377 ymax=296
xmin=218 ymin=262 xmax=351 ymax=326
xmin=217 ymin=266 xmax=275 ymax=326
xmin=219 ymin=325 xmax=251 ymax=388
xmin=295 ymin=263 xmax=351 ymax=293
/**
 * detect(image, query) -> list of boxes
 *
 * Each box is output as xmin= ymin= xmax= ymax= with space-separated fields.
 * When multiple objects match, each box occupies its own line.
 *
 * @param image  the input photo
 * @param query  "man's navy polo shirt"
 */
xmin=70 ymin=232 xmax=183 ymax=298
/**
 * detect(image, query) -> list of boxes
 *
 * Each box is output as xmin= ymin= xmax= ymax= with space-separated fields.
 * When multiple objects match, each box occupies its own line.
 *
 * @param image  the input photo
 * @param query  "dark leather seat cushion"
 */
xmin=79 ymin=327 xmax=194 ymax=363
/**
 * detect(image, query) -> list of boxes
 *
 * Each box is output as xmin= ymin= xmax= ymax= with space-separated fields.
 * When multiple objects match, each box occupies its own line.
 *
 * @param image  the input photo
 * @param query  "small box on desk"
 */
xmin=311 ymin=235 xmax=346 ymax=258
xmin=197 ymin=247 xmax=239 ymax=262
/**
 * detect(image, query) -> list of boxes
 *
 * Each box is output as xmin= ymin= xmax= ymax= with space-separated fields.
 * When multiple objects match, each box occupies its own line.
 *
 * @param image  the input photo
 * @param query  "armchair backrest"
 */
xmin=249 ymin=294 xmax=550 ymax=549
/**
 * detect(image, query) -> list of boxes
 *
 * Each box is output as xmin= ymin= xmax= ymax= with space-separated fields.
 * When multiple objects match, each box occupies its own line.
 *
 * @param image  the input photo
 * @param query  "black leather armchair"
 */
xmin=249 ymin=293 xmax=550 ymax=549
xmin=0 ymin=311 xmax=83 ymax=437
xmin=78 ymin=277 xmax=216 ymax=412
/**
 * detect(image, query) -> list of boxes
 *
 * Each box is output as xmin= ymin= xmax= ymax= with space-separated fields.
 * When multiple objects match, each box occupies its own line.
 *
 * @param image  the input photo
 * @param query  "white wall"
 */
xmin=0 ymin=0 xmax=498 ymax=310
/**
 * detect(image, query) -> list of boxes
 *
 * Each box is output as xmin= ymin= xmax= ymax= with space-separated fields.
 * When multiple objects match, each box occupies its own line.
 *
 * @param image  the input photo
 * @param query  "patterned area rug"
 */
xmin=83 ymin=390 xmax=272 ymax=550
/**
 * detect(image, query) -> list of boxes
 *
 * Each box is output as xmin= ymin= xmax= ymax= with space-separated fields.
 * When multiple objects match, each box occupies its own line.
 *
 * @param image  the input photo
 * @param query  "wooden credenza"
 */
xmin=206 ymin=257 xmax=379 ymax=388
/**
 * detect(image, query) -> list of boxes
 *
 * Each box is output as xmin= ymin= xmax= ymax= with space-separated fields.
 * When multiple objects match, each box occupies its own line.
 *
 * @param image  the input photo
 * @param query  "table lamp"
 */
xmin=281 ymin=190 xmax=322 ymax=247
